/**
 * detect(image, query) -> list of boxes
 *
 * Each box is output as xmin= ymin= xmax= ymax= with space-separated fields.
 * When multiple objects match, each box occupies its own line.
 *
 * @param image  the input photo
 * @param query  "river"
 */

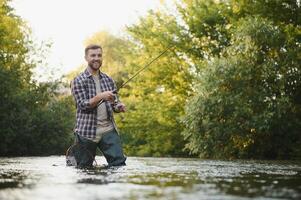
xmin=0 ymin=156 xmax=300 ymax=200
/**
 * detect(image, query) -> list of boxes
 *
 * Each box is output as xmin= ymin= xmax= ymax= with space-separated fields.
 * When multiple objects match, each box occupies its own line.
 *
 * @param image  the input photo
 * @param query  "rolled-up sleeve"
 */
xmin=71 ymin=78 xmax=91 ymax=111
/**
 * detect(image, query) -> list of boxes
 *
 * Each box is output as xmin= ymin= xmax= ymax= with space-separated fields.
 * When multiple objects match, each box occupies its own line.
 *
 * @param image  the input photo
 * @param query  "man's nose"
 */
xmin=94 ymin=56 xmax=101 ymax=60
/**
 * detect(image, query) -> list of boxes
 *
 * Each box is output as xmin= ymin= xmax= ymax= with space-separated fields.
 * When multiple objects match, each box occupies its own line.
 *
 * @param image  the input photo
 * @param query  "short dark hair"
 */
xmin=85 ymin=44 xmax=102 ymax=56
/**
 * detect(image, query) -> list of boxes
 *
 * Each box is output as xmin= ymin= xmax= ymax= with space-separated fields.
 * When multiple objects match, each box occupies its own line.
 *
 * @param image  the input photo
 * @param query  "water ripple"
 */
xmin=0 ymin=156 xmax=300 ymax=200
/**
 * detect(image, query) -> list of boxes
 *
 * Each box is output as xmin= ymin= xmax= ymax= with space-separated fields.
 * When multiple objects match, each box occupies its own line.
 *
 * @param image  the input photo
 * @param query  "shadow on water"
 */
xmin=0 ymin=157 xmax=301 ymax=200
xmin=76 ymin=166 xmax=120 ymax=185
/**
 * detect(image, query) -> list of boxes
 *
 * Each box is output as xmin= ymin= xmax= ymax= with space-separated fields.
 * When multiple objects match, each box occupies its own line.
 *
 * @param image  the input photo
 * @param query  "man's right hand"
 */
xmin=98 ymin=91 xmax=115 ymax=102
xmin=89 ymin=91 xmax=115 ymax=108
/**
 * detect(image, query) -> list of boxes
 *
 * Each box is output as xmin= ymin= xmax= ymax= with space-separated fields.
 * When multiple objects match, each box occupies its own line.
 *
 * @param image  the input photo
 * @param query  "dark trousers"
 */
xmin=75 ymin=129 xmax=126 ymax=168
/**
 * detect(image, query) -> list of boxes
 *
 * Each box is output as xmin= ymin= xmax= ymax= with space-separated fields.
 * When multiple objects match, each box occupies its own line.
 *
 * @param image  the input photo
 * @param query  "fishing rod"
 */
xmin=97 ymin=45 xmax=174 ymax=106
xmin=118 ymin=45 xmax=174 ymax=90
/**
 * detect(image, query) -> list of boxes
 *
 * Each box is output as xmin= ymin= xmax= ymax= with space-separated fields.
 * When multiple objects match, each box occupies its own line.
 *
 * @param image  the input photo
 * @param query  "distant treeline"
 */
xmin=1 ymin=0 xmax=300 ymax=159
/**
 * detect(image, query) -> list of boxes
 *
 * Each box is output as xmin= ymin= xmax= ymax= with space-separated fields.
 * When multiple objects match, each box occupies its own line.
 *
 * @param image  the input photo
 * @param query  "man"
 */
xmin=71 ymin=44 xmax=126 ymax=168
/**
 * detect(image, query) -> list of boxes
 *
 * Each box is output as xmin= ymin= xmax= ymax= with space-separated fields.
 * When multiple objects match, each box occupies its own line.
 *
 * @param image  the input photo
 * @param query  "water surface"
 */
xmin=0 ymin=156 xmax=300 ymax=199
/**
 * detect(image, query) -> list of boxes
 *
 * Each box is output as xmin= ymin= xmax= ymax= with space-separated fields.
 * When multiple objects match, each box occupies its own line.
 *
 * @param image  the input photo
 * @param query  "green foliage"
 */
xmin=181 ymin=1 xmax=301 ymax=159
xmin=0 ymin=0 xmax=74 ymax=156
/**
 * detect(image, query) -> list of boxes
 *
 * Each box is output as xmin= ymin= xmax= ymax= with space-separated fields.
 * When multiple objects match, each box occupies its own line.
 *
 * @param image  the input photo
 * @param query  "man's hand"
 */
xmin=116 ymin=103 xmax=126 ymax=112
xmin=98 ymin=91 xmax=115 ymax=102
xmin=90 ymin=91 xmax=115 ymax=108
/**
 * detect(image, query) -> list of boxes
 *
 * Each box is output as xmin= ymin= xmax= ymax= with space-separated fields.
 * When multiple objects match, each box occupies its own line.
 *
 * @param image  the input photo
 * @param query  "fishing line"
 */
xmin=118 ymin=45 xmax=174 ymax=90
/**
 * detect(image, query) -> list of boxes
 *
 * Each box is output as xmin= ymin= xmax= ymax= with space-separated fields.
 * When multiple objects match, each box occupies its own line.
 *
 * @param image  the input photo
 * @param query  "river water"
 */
xmin=0 ymin=156 xmax=300 ymax=200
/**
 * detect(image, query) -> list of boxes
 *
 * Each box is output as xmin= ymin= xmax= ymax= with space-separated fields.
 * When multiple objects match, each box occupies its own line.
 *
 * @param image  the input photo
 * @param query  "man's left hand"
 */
xmin=116 ymin=103 xmax=126 ymax=112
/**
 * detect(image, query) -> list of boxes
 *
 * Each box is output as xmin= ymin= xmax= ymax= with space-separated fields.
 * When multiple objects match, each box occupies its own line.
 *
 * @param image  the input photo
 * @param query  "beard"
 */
xmin=89 ymin=61 xmax=102 ymax=71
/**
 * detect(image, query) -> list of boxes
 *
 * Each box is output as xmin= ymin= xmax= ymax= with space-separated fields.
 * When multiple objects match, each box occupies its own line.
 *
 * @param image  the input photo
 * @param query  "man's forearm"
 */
xmin=89 ymin=94 xmax=102 ymax=108
xmin=89 ymin=91 xmax=115 ymax=108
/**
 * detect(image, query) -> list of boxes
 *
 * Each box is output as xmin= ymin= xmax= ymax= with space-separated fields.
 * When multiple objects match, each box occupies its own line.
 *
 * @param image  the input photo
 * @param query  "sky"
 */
xmin=10 ymin=0 xmax=172 ymax=81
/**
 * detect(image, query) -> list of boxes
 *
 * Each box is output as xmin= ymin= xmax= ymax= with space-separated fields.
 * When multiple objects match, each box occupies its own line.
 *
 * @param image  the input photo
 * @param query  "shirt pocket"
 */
xmin=85 ymin=79 xmax=96 ymax=99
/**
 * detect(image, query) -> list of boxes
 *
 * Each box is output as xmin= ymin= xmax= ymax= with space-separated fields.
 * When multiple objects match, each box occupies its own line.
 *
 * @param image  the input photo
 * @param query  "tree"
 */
xmin=181 ymin=0 xmax=301 ymax=159
xmin=0 ymin=0 xmax=74 ymax=156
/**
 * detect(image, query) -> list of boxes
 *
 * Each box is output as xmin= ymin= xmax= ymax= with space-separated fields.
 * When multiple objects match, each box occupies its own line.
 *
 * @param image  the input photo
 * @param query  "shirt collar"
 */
xmin=84 ymin=67 xmax=105 ymax=78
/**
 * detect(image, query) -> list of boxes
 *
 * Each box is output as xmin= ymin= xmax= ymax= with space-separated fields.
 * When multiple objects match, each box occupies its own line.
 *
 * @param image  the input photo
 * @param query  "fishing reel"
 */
xmin=112 ymin=89 xmax=118 ymax=105
xmin=112 ymin=90 xmax=124 ymax=111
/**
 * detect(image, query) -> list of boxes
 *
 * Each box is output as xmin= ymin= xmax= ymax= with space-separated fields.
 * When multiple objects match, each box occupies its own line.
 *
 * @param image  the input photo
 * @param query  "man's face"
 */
xmin=85 ymin=48 xmax=102 ymax=71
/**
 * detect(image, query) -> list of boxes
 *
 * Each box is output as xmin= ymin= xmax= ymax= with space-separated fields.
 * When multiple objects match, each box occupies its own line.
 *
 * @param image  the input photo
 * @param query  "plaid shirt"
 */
xmin=71 ymin=68 xmax=119 ymax=139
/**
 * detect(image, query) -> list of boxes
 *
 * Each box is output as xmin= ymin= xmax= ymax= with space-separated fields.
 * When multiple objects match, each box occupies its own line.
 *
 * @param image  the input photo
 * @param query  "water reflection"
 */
xmin=0 ymin=170 xmax=26 ymax=189
xmin=0 ymin=156 xmax=300 ymax=200
xmin=127 ymin=172 xmax=201 ymax=187
xmin=77 ymin=178 xmax=110 ymax=184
